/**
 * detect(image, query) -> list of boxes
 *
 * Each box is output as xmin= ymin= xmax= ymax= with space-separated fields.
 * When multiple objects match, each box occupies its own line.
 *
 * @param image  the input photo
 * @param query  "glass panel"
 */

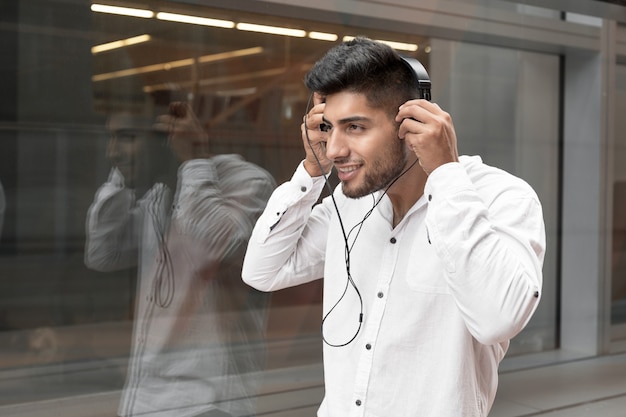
xmin=612 ymin=64 xmax=626 ymax=329
xmin=430 ymin=39 xmax=560 ymax=354
xmin=0 ymin=0 xmax=560 ymax=414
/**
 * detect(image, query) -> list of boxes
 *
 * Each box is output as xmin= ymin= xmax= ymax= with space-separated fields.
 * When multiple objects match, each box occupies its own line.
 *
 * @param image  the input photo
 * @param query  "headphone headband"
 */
xmin=400 ymin=56 xmax=432 ymax=101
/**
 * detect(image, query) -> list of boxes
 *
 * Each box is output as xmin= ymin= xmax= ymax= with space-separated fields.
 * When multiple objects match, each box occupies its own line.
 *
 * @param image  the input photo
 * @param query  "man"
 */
xmin=85 ymin=103 xmax=276 ymax=417
xmin=242 ymin=37 xmax=545 ymax=416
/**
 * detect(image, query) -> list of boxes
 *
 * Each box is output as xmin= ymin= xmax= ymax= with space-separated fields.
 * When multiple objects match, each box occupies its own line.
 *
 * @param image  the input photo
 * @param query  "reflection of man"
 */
xmin=85 ymin=103 xmax=276 ymax=417
xmin=243 ymin=38 xmax=545 ymax=416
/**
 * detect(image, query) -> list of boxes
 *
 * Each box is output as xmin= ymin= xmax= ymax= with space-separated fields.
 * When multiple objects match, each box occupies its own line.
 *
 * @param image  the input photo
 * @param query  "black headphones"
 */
xmin=400 ymin=56 xmax=432 ymax=101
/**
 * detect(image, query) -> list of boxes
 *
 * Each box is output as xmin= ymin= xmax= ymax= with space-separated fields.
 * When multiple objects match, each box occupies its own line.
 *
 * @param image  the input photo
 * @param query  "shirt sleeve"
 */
xmin=242 ymin=161 xmax=330 ymax=292
xmin=424 ymin=160 xmax=546 ymax=345
xmin=84 ymin=168 xmax=141 ymax=272
xmin=172 ymin=158 xmax=276 ymax=268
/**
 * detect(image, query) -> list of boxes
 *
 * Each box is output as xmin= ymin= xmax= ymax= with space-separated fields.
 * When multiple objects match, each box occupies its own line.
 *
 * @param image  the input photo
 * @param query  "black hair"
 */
xmin=304 ymin=37 xmax=418 ymax=118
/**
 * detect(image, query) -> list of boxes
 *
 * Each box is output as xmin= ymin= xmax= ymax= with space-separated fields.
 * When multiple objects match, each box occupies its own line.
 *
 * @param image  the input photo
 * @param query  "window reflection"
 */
xmin=613 ymin=182 xmax=626 ymax=325
xmin=85 ymin=102 xmax=275 ymax=416
xmin=612 ymin=64 xmax=626 ymax=330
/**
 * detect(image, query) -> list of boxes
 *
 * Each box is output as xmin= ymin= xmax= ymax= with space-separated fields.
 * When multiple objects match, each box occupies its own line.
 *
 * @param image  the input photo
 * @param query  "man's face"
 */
xmin=322 ymin=91 xmax=409 ymax=198
xmin=106 ymin=129 xmax=148 ymax=188
xmin=107 ymin=113 xmax=152 ymax=188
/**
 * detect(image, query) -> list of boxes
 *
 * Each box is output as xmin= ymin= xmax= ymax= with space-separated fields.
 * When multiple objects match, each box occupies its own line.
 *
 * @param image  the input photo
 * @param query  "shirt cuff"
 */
xmin=94 ymin=167 xmax=133 ymax=203
xmin=292 ymin=160 xmax=328 ymax=189
xmin=256 ymin=161 xmax=327 ymax=238
xmin=424 ymin=161 xmax=473 ymax=201
xmin=270 ymin=160 xmax=327 ymax=210
xmin=178 ymin=158 xmax=218 ymax=186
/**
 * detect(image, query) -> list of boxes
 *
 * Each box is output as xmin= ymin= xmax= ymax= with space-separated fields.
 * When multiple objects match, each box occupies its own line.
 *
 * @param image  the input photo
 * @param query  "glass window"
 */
xmin=612 ymin=64 xmax=626 ymax=331
xmin=0 ymin=1 xmax=561 ymax=414
xmin=430 ymin=39 xmax=560 ymax=354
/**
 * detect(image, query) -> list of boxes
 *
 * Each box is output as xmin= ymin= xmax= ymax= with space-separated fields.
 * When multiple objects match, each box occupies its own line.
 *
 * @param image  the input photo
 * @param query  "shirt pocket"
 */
xmin=403 ymin=238 xmax=450 ymax=294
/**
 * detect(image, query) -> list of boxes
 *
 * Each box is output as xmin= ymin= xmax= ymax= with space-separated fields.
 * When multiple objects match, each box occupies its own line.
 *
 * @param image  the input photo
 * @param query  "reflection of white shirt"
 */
xmin=243 ymin=155 xmax=545 ymax=417
xmin=86 ymin=155 xmax=275 ymax=417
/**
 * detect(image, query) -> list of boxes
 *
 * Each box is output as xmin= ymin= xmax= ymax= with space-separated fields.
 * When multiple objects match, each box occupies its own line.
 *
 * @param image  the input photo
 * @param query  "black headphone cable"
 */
xmin=303 ymin=93 xmax=419 ymax=347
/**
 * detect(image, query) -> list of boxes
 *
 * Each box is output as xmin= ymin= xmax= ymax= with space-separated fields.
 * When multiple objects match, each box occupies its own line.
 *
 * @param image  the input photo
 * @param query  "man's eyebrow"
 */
xmin=322 ymin=115 xmax=371 ymax=125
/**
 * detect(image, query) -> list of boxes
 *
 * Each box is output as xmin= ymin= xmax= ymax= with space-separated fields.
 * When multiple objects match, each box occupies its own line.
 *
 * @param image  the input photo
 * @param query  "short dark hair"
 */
xmin=304 ymin=37 xmax=417 ymax=118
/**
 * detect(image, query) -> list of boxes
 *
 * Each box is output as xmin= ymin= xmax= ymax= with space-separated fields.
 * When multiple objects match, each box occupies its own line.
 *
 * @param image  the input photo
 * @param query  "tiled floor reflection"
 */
xmin=0 ymin=320 xmax=624 ymax=417
xmin=491 ymin=353 xmax=626 ymax=417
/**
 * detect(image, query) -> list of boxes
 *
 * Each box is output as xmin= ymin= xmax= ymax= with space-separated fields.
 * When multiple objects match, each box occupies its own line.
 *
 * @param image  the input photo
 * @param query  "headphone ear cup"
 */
xmin=400 ymin=56 xmax=432 ymax=101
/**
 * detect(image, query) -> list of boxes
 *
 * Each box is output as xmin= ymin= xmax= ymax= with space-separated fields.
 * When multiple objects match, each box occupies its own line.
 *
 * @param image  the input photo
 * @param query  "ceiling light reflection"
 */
xmin=156 ymin=12 xmax=235 ymax=28
xmin=197 ymin=46 xmax=263 ymax=63
xmin=93 ymin=47 xmax=264 ymax=82
xmin=308 ymin=31 xmax=338 ymax=41
xmin=90 ymin=4 xmax=154 ymax=18
xmin=379 ymin=40 xmax=418 ymax=52
xmin=236 ymin=22 xmax=306 ymax=37
xmin=91 ymin=34 xmax=151 ymax=54
xmin=343 ymin=35 xmax=418 ymax=52
xmin=143 ymin=66 xmax=299 ymax=93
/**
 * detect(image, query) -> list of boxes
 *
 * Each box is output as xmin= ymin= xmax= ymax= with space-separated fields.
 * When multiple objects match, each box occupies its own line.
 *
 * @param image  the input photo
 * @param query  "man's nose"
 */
xmin=324 ymin=130 xmax=349 ymax=161
xmin=106 ymin=137 xmax=119 ymax=159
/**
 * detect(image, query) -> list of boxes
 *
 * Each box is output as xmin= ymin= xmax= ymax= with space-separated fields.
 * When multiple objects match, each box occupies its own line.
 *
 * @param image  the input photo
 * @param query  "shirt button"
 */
xmin=377 ymin=292 xmax=384 ymax=298
xmin=300 ymin=186 xmax=307 ymax=192
xmin=365 ymin=343 xmax=372 ymax=350
xmin=356 ymin=399 xmax=362 ymax=406
xmin=428 ymin=194 xmax=432 ymax=201
xmin=390 ymin=237 xmax=396 ymax=244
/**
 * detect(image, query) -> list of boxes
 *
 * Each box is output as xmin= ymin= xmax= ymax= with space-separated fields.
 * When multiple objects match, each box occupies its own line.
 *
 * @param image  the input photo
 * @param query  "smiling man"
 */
xmin=242 ymin=37 xmax=546 ymax=417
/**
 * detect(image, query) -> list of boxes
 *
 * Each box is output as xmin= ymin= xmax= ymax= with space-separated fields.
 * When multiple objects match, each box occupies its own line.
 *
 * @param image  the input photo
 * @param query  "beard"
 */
xmin=341 ymin=136 xmax=409 ymax=199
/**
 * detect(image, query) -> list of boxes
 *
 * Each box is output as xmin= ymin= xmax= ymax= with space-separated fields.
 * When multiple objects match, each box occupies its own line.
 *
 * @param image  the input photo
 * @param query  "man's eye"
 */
xmin=319 ymin=123 xmax=331 ymax=132
xmin=115 ymin=133 xmax=137 ymax=143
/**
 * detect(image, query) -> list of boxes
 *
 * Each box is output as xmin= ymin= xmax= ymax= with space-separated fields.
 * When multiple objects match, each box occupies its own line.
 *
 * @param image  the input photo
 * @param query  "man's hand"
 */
xmin=155 ymin=102 xmax=210 ymax=162
xmin=395 ymin=99 xmax=459 ymax=175
xmin=301 ymin=93 xmax=332 ymax=177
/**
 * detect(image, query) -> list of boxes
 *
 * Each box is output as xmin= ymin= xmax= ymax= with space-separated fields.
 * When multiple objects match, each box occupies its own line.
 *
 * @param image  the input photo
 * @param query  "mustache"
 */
xmin=333 ymin=158 xmax=364 ymax=165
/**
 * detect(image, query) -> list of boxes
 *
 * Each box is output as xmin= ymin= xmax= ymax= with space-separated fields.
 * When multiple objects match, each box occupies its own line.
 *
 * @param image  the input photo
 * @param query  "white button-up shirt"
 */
xmin=243 ymin=155 xmax=545 ymax=417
